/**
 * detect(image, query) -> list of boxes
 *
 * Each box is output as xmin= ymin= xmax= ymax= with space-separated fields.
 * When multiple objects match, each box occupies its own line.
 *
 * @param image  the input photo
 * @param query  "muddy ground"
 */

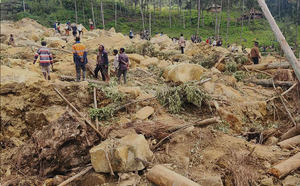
xmin=0 ymin=18 xmax=300 ymax=186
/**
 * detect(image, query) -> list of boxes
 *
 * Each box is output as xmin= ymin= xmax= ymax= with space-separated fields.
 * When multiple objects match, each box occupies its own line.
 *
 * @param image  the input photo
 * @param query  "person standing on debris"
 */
xmin=129 ymin=30 xmax=134 ymax=39
xmin=250 ymin=41 xmax=261 ymax=65
xmin=113 ymin=49 xmax=119 ymax=75
xmin=78 ymin=25 xmax=83 ymax=36
xmin=53 ymin=21 xmax=57 ymax=31
xmin=118 ymin=48 xmax=129 ymax=84
xmin=33 ymin=41 xmax=53 ymax=80
xmin=178 ymin=34 xmax=186 ymax=54
xmin=89 ymin=19 xmax=94 ymax=30
xmin=57 ymin=22 xmax=61 ymax=34
xmin=94 ymin=45 xmax=110 ymax=82
xmin=71 ymin=23 xmax=78 ymax=37
xmin=72 ymin=37 xmax=88 ymax=81
xmin=8 ymin=34 xmax=15 ymax=46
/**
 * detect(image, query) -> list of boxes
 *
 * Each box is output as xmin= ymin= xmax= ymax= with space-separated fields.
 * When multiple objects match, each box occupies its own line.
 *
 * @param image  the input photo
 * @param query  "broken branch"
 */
xmin=53 ymin=88 xmax=105 ymax=139
xmin=58 ymin=166 xmax=92 ymax=186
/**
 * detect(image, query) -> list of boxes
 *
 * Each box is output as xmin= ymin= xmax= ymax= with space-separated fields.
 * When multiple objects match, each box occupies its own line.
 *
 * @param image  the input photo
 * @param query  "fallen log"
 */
xmin=58 ymin=166 xmax=92 ymax=186
xmin=59 ymin=75 xmax=108 ymax=85
xmin=269 ymin=152 xmax=300 ymax=178
xmin=248 ymin=79 xmax=295 ymax=87
xmin=244 ymin=62 xmax=290 ymax=70
xmin=152 ymin=117 xmax=219 ymax=150
xmin=146 ymin=165 xmax=200 ymax=186
xmin=280 ymin=126 xmax=300 ymax=141
xmin=53 ymin=88 xmax=105 ymax=139
xmin=278 ymin=135 xmax=300 ymax=149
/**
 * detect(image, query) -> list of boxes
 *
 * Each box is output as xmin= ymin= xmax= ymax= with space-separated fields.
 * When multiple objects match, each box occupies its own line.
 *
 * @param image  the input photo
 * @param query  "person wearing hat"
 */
xmin=250 ymin=41 xmax=261 ymax=64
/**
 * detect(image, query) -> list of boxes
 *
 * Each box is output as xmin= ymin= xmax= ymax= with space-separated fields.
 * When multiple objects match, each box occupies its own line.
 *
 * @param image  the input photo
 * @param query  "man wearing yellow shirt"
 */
xmin=72 ymin=37 xmax=88 ymax=81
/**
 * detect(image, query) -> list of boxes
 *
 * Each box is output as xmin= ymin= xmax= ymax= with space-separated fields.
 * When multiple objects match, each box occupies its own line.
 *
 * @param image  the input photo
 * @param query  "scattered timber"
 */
xmin=244 ymin=62 xmax=290 ymax=70
xmin=280 ymin=126 xmax=300 ymax=141
xmin=248 ymin=79 xmax=295 ymax=87
xmin=146 ymin=165 xmax=200 ymax=186
xmin=278 ymin=135 xmax=300 ymax=149
xmin=269 ymin=152 xmax=300 ymax=178
xmin=58 ymin=166 xmax=92 ymax=186
xmin=53 ymin=88 xmax=105 ymax=139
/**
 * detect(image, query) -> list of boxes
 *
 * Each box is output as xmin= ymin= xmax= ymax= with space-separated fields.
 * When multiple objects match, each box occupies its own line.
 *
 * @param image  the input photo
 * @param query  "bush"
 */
xmin=156 ymin=83 xmax=210 ymax=113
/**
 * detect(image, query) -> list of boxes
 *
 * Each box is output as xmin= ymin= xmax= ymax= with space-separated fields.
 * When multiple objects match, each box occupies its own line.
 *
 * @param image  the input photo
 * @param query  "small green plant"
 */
xmin=89 ymin=106 xmax=115 ymax=121
xmin=225 ymin=61 xmax=238 ymax=73
xmin=233 ymin=71 xmax=246 ymax=81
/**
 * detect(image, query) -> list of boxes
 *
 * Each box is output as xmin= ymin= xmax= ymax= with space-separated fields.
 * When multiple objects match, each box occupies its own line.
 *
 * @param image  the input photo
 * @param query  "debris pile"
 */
xmin=0 ymin=18 xmax=299 ymax=186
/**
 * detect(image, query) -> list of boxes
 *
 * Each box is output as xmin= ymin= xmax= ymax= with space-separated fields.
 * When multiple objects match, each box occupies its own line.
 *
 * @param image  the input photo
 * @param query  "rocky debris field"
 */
xmin=0 ymin=18 xmax=300 ymax=186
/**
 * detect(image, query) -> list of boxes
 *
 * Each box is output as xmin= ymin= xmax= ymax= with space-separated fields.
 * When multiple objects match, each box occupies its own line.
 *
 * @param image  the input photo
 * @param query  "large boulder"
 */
xmin=90 ymin=134 xmax=153 ymax=173
xmin=163 ymin=63 xmax=206 ymax=83
xmin=44 ymin=37 xmax=66 ymax=48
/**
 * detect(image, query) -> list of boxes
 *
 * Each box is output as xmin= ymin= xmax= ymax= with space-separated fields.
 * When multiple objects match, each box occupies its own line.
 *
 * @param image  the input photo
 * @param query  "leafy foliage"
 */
xmin=156 ymin=83 xmax=210 ymax=113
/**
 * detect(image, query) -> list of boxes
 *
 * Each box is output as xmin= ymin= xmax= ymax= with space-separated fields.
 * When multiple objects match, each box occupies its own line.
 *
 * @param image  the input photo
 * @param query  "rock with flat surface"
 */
xmin=282 ymin=176 xmax=300 ymax=186
xmin=198 ymin=175 xmax=223 ymax=186
xmin=135 ymin=106 xmax=154 ymax=120
xmin=90 ymin=134 xmax=153 ymax=173
xmin=163 ymin=63 xmax=206 ymax=83
xmin=260 ymin=177 xmax=274 ymax=186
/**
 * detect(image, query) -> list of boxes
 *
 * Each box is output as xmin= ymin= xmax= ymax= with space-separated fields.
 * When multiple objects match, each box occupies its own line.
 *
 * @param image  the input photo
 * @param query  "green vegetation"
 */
xmin=156 ymin=82 xmax=210 ymax=113
xmin=89 ymin=82 xmax=126 ymax=121
xmin=1 ymin=0 xmax=299 ymax=52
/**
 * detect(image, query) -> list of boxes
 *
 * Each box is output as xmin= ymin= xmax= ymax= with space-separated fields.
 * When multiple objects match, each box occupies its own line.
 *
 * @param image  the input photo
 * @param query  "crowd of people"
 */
xmin=53 ymin=21 xmax=87 ymax=37
xmin=31 ymin=22 xmax=264 ymax=83
xmin=33 ymin=36 xmax=129 ymax=84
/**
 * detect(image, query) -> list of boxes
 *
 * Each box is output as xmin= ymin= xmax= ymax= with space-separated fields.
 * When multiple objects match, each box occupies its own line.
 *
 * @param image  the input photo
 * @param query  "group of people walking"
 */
xmin=54 ymin=21 xmax=84 ymax=37
xmin=33 ymin=37 xmax=129 ymax=84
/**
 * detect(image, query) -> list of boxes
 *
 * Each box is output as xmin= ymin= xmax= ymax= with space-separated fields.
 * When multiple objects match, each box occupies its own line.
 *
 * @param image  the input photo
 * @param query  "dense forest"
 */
xmin=0 ymin=0 xmax=299 ymax=51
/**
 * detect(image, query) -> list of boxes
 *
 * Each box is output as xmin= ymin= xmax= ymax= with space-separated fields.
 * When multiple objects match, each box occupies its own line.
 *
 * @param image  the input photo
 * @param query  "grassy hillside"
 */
xmin=12 ymin=0 xmax=300 ymax=53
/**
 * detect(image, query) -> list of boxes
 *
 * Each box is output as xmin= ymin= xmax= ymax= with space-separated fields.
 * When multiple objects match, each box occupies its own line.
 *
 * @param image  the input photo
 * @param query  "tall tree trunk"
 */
xmin=214 ymin=2 xmax=218 ymax=38
xmin=217 ymin=0 xmax=223 ymax=39
xmin=202 ymin=9 xmax=204 ymax=27
xmin=257 ymin=0 xmax=300 ymax=81
xmin=153 ymin=0 xmax=156 ymax=25
xmin=190 ymin=0 xmax=192 ymax=26
xmin=82 ymin=3 xmax=86 ymax=24
xmin=140 ymin=0 xmax=145 ymax=31
xmin=23 ymin=0 xmax=26 ymax=12
xmin=75 ymin=0 xmax=78 ymax=23
xmin=240 ymin=0 xmax=244 ymax=44
xmin=278 ymin=0 xmax=281 ymax=20
xmin=159 ymin=0 xmax=162 ymax=17
xmin=91 ymin=0 xmax=96 ymax=28
xmin=149 ymin=11 xmax=152 ymax=36
xmin=295 ymin=0 xmax=299 ymax=52
xmin=226 ymin=0 xmax=230 ymax=42
xmin=115 ymin=0 xmax=117 ymax=28
xmin=197 ymin=0 xmax=200 ymax=35
xmin=183 ymin=9 xmax=185 ymax=29
xmin=100 ymin=0 xmax=105 ymax=29
xmin=169 ymin=0 xmax=172 ymax=28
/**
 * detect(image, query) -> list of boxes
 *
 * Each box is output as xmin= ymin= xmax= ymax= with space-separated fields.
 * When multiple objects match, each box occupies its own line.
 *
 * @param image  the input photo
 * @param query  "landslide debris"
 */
xmin=1 ymin=18 xmax=299 ymax=186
